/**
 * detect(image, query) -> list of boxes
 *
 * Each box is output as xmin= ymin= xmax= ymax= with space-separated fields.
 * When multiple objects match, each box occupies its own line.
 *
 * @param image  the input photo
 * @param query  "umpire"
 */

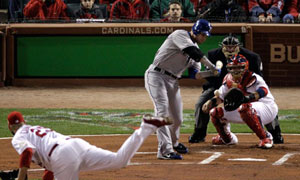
xmin=188 ymin=34 xmax=284 ymax=144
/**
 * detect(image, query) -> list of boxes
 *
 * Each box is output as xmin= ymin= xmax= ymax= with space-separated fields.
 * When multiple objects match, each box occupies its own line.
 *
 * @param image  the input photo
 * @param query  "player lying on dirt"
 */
xmin=202 ymin=54 xmax=278 ymax=149
xmin=7 ymin=111 xmax=172 ymax=180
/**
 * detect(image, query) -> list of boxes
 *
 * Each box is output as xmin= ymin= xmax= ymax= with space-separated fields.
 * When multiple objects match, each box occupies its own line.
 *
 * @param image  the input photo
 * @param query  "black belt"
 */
xmin=154 ymin=67 xmax=178 ymax=79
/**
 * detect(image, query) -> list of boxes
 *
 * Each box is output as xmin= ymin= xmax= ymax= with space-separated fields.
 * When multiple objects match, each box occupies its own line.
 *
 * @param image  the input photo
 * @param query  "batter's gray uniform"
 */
xmin=145 ymin=30 xmax=202 ymax=158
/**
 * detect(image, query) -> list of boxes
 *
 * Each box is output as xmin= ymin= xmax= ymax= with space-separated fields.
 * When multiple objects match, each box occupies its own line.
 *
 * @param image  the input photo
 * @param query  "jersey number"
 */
xmin=30 ymin=126 xmax=52 ymax=138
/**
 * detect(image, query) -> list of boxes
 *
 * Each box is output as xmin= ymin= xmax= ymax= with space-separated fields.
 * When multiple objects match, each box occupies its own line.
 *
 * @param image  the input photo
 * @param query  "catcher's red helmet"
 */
xmin=7 ymin=111 xmax=25 ymax=126
xmin=226 ymin=54 xmax=249 ymax=81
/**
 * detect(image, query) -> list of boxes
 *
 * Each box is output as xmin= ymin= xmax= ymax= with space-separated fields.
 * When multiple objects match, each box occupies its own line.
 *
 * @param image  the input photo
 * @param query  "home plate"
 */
xmin=228 ymin=158 xmax=266 ymax=162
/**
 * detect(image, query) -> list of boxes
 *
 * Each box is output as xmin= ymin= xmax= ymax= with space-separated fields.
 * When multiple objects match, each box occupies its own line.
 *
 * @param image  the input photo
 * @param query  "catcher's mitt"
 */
xmin=224 ymin=88 xmax=246 ymax=111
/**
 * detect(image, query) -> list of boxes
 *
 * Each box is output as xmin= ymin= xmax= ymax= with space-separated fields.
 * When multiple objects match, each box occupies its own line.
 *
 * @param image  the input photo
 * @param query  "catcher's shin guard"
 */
xmin=210 ymin=107 xmax=232 ymax=143
xmin=238 ymin=103 xmax=266 ymax=139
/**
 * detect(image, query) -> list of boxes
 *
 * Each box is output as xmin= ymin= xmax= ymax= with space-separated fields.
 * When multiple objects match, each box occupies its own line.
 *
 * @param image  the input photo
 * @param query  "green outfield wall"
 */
xmin=16 ymin=35 xmax=229 ymax=77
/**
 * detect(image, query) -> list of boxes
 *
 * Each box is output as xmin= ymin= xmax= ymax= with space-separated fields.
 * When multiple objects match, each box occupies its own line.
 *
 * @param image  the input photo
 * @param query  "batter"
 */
xmin=144 ymin=19 xmax=220 ymax=160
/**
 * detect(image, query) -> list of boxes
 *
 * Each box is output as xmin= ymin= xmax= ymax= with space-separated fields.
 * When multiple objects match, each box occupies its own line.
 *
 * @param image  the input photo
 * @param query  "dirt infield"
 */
xmin=1 ymin=86 xmax=300 ymax=179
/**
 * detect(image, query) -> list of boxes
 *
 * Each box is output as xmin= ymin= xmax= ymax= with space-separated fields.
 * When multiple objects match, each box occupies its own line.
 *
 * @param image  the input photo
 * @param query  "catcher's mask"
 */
xmin=221 ymin=35 xmax=240 ymax=59
xmin=226 ymin=54 xmax=249 ymax=82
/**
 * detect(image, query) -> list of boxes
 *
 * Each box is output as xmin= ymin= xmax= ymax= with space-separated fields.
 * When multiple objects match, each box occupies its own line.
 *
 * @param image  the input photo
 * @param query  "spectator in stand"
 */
xmin=150 ymin=0 xmax=195 ymax=21
xmin=110 ymin=0 xmax=149 ymax=20
xmin=75 ymin=0 xmax=104 ymax=19
xmin=238 ymin=0 xmax=248 ymax=12
xmin=23 ymin=0 xmax=69 ymax=20
xmin=160 ymin=0 xmax=191 ymax=22
xmin=283 ymin=0 xmax=300 ymax=23
xmin=189 ymin=0 xmax=212 ymax=17
xmin=8 ymin=0 xmax=20 ymax=21
xmin=248 ymin=0 xmax=284 ymax=23
xmin=99 ymin=0 xmax=115 ymax=15
xmin=197 ymin=0 xmax=247 ymax=22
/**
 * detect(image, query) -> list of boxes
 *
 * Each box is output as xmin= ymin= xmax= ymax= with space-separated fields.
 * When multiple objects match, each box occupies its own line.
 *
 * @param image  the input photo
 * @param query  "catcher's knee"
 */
xmin=210 ymin=107 xmax=224 ymax=119
xmin=210 ymin=107 xmax=224 ymax=124
xmin=238 ymin=103 xmax=254 ymax=120
xmin=239 ymin=103 xmax=251 ymax=112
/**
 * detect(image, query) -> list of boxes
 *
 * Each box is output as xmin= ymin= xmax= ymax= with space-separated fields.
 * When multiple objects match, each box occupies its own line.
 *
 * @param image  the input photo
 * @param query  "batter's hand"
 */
xmin=213 ymin=60 xmax=223 ymax=76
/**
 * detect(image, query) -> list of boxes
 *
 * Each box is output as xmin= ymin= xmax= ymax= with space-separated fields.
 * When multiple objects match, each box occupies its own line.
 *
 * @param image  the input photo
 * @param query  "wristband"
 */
xmin=210 ymin=97 xmax=217 ymax=107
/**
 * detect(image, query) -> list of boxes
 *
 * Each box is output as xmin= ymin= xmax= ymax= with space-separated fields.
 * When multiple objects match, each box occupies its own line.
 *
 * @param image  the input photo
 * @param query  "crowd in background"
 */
xmin=3 ymin=0 xmax=300 ymax=23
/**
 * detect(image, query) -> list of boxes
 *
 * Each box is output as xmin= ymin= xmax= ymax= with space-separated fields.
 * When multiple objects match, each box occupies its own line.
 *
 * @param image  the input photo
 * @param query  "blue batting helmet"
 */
xmin=192 ymin=19 xmax=212 ymax=36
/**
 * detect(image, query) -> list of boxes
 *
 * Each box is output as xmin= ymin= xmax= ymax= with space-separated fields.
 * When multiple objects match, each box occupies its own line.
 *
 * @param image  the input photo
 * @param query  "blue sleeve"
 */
xmin=250 ymin=5 xmax=265 ymax=16
xmin=188 ymin=67 xmax=198 ymax=79
xmin=267 ymin=6 xmax=281 ymax=17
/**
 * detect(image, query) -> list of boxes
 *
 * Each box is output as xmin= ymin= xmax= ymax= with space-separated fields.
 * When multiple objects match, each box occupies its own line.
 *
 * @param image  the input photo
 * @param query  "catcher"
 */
xmin=202 ymin=54 xmax=278 ymax=148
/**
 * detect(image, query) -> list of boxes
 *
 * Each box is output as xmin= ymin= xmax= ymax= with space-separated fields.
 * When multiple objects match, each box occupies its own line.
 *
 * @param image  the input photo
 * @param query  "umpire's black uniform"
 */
xmin=190 ymin=47 xmax=283 ymax=144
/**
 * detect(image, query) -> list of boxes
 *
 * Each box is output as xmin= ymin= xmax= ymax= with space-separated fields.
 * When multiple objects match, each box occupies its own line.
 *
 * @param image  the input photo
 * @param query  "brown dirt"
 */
xmin=1 ymin=86 xmax=300 ymax=179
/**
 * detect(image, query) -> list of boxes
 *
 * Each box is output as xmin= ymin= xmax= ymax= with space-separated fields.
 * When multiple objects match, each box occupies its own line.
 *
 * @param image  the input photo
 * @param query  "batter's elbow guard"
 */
xmin=183 ymin=46 xmax=204 ymax=62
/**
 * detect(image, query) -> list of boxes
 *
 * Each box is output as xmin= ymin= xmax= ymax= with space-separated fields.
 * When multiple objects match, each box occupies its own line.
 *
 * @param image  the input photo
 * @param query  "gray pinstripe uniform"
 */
xmin=144 ymin=30 xmax=202 ymax=157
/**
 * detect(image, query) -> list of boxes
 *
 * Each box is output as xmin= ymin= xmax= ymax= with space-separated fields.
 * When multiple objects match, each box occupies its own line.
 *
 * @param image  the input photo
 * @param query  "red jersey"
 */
xmin=110 ymin=0 xmax=149 ymax=20
xmin=286 ymin=0 xmax=300 ymax=17
xmin=23 ymin=0 xmax=69 ymax=20
xmin=248 ymin=0 xmax=284 ymax=12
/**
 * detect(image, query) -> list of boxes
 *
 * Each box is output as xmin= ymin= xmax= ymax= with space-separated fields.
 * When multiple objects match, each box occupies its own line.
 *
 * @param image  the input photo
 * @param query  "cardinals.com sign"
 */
xmin=270 ymin=44 xmax=300 ymax=63
xmin=101 ymin=27 xmax=174 ymax=35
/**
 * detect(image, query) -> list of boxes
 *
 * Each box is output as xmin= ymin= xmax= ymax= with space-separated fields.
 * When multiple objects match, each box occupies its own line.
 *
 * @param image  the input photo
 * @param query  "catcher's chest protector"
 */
xmin=224 ymin=72 xmax=256 ymax=93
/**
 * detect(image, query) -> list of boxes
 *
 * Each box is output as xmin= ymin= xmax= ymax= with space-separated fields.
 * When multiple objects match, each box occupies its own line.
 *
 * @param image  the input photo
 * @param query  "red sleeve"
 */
xmin=19 ymin=148 xmax=33 ymax=168
xmin=23 ymin=0 xmax=44 ymax=18
xmin=43 ymin=170 xmax=54 ymax=180
xmin=248 ymin=0 xmax=259 ymax=12
xmin=110 ymin=1 xmax=119 ymax=19
xmin=288 ymin=0 xmax=299 ymax=17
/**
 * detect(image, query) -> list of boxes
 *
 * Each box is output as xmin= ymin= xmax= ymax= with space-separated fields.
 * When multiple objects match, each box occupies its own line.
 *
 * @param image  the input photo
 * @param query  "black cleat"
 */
xmin=173 ymin=143 xmax=188 ymax=154
xmin=273 ymin=136 xmax=284 ymax=144
xmin=188 ymin=134 xmax=205 ymax=143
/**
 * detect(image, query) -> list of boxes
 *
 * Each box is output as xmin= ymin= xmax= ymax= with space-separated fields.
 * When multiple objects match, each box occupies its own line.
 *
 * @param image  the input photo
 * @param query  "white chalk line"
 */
xmin=198 ymin=151 xmax=224 ymax=164
xmin=228 ymin=158 xmax=266 ymax=162
xmin=272 ymin=152 xmax=300 ymax=165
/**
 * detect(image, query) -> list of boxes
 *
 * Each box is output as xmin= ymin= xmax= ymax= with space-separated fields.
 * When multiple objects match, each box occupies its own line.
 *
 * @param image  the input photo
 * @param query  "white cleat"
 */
xmin=142 ymin=114 xmax=173 ymax=127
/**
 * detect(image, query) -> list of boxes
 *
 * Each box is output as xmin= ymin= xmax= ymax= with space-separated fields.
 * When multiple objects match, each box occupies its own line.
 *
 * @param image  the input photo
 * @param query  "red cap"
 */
xmin=7 ymin=111 xmax=25 ymax=125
